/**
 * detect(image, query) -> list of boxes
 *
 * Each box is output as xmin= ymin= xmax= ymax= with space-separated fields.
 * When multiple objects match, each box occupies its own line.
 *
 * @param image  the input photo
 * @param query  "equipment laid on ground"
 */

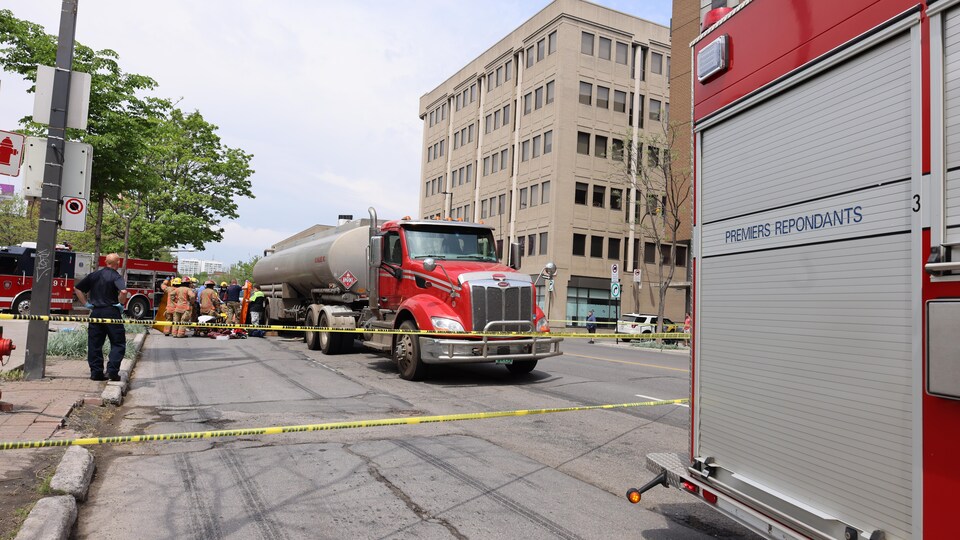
xmin=253 ymin=208 xmax=561 ymax=380
xmin=633 ymin=3 xmax=960 ymax=539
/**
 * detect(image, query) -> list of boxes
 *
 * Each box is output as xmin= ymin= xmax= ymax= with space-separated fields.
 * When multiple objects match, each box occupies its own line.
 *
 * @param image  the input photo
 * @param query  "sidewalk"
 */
xmin=0 ymin=357 xmax=105 ymax=442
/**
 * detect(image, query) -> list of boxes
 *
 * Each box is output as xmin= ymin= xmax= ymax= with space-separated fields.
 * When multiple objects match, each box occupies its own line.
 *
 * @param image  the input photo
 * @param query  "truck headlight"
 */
xmin=431 ymin=317 xmax=464 ymax=332
xmin=536 ymin=317 xmax=550 ymax=332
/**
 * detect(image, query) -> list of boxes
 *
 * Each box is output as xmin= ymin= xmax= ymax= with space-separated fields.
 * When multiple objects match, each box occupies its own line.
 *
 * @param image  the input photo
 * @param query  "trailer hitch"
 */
xmin=626 ymin=471 xmax=669 ymax=504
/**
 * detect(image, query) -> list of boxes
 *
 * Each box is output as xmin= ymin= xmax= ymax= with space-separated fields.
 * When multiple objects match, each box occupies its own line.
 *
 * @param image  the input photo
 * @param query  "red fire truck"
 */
xmin=0 ymin=244 xmax=76 ymax=315
xmin=95 ymin=256 xmax=176 ymax=319
xmin=635 ymin=2 xmax=960 ymax=539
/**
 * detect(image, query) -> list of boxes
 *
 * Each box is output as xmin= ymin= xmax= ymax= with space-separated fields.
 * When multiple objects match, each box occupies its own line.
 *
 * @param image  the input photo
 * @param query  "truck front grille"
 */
xmin=470 ymin=282 xmax=533 ymax=332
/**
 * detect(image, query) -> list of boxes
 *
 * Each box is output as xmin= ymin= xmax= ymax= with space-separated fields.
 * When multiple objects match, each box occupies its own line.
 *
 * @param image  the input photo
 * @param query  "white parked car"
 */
xmin=616 ymin=313 xmax=678 ymax=342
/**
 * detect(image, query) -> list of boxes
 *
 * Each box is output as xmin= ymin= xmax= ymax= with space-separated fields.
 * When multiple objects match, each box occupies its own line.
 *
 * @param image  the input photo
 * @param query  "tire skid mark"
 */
xmin=235 ymin=347 xmax=325 ymax=400
xmin=175 ymin=452 xmax=224 ymax=540
xmin=170 ymin=346 xmax=214 ymax=421
xmin=393 ymin=440 xmax=583 ymax=540
xmin=219 ymin=447 xmax=288 ymax=540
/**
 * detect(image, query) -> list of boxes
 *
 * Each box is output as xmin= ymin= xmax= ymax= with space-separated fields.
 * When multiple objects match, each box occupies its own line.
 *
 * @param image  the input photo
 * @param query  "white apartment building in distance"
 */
xmin=201 ymin=260 xmax=225 ymax=274
xmin=419 ymin=0 xmax=684 ymax=326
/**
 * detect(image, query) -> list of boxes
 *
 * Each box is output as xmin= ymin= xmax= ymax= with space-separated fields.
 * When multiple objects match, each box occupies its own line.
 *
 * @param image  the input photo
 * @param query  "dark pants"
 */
xmin=88 ymin=306 xmax=126 ymax=376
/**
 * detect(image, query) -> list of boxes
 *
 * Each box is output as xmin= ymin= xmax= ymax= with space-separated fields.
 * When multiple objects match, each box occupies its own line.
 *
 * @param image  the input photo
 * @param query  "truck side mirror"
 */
xmin=370 ymin=236 xmax=383 ymax=268
xmin=509 ymin=242 xmax=522 ymax=270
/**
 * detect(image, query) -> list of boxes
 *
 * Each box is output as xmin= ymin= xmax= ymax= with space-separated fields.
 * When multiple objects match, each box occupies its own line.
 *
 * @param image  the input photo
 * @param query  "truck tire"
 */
xmin=319 ymin=312 xmax=345 ymax=355
xmin=14 ymin=293 xmax=30 ymax=317
xmin=395 ymin=320 xmax=427 ymax=381
xmin=305 ymin=306 xmax=321 ymax=351
xmin=127 ymin=297 xmax=151 ymax=320
xmin=506 ymin=360 xmax=537 ymax=375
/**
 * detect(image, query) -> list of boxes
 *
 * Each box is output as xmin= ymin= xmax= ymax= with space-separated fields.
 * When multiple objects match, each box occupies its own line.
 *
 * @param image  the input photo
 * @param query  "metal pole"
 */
xmin=24 ymin=0 xmax=78 ymax=380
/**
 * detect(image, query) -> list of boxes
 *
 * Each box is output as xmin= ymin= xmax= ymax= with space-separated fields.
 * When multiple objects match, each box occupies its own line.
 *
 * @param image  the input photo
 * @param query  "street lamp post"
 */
xmin=440 ymin=191 xmax=452 ymax=219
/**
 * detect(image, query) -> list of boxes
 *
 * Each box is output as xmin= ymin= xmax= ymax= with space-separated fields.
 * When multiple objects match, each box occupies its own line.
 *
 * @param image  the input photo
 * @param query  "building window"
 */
xmin=464 ymin=204 xmax=471 ymax=221
xmin=520 ymin=187 xmax=528 ymax=209
xmin=543 ymin=130 xmax=553 ymax=154
xmin=611 ymin=188 xmax=623 ymax=210
xmin=439 ymin=139 xmax=444 ymax=157
xmin=648 ymin=146 xmax=660 ymax=167
xmin=577 ymin=132 xmax=590 ymax=155
xmin=573 ymin=234 xmax=586 ymax=256
xmin=530 ymin=184 xmax=539 ymax=206
xmin=501 ymin=148 xmax=509 ymax=170
xmin=541 ymin=181 xmax=550 ymax=204
xmin=614 ymin=90 xmax=626 ymax=113
xmin=545 ymin=80 xmax=555 ymax=104
xmin=483 ymin=156 xmax=491 ymax=176
xmin=581 ymin=32 xmax=594 ymax=55
xmin=505 ymin=60 xmax=512 ymax=81
xmin=535 ymin=86 xmax=544 ymax=109
xmin=595 ymin=135 xmax=607 ymax=158
xmin=612 ymin=138 xmax=624 ymax=161
xmin=608 ymin=238 xmax=621 ymax=260
xmin=494 ymin=110 xmax=501 ymax=130
xmin=526 ymin=45 xmax=535 ymax=68
xmin=651 ymin=52 xmax=663 ymax=74
xmin=465 ymin=163 xmax=472 ymax=182
xmin=503 ymin=104 xmax=511 ymax=125
xmin=646 ymin=194 xmax=660 ymax=215
xmin=524 ymin=93 xmax=533 ymax=115
xmin=660 ymin=244 xmax=672 ymax=265
xmin=468 ymin=123 xmax=475 ymax=142
xmin=522 ymin=140 xmax=530 ymax=161
xmin=456 ymin=93 xmax=462 ymax=111
xmin=532 ymin=135 xmax=541 ymax=158
xmin=441 ymin=103 xmax=447 ymax=120
xmin=487 ymin=72 xmax=493 ymax=92
xmin=597 ymin=86 xmax=609 ymax=109
xmin=429 ymin=111 xmax=434 ymax=126
xmin=616 ymin=42 xmax=628 ymax=64
xmin=491 ymin=153 xmax=499 ymax=173
xmin=649 ymin=99 xmax=661 ymax=121
xmin=485 ymin=114 xmax=492 ymax=134
xmin=579 ymin=82 xmax=592 ymax=105
xmin=593 ymin=185 xmax=606 ymax=208
xmin=537 ymin=38 xmax=545 ymax=61
xmin=527 ymin=234 xmax=536 ymax=256
xmin=575 ymin=182 xmax=588 ymax=205
xmin=675 ymin=244 xmax=687 ymax=266
xmin=548 ymin=31 xmax=557 ymax=54
xmin=481 ymin=199 xmax=489 ymax=219
xmin=590 ymin=236 xmax=604 ymax=258
xmin=496 ymin=66 xmax=503 ymax=86
xmin=453 ymin=131 xmax=460 ymax=149
xmin=539 ymin=232 xmax=548 ymax=255
xmin=644 ymin=242 xmax=656 ymax=264
xmin=599 ymin=37 xmax=611 ymax=60
xmin=499 ymin=194 xmax=506 ymax=214
xmin=470 ymin=83 xmax=476 ymax=102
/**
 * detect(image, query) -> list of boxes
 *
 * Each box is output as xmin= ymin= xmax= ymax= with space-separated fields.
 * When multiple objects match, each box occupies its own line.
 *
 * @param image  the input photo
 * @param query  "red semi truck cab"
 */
xmin=635 ymin=2 xmax=960 ymax=539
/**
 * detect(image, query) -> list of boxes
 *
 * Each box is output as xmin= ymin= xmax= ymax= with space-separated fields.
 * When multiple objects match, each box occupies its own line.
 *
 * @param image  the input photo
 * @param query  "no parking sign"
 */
xmin=61 ymin=196 xmax=87 ymax=231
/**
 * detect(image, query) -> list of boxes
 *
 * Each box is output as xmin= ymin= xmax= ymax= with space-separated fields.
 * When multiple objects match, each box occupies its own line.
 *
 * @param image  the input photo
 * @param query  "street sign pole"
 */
xmin=24 ymin=0 xmax=78 ymax=380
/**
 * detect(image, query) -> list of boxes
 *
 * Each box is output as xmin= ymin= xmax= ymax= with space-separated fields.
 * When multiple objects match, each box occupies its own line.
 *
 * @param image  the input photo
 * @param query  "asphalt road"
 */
xmin=76 ymin=332 xmax=756 ymax=539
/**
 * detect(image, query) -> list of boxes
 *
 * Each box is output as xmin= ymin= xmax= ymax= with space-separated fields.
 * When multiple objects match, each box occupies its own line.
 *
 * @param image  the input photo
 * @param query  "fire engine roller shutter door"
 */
xmin=942 ymin=8 xmax=960 ymax=241
xmin=698 ymin=32 xmax=913 ymax=539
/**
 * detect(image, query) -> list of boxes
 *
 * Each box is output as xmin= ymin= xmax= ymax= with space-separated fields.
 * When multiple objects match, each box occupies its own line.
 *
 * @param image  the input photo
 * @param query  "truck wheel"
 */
xmin=319 ymin=312 xmax=343 ymax=355
xmin=305 ymin=306 xmax=321 ymax=351
xmin=395 ymin=320 xmax=427 ymax=381
xmin=128 ymin=297 xmax=150 ymax=320
xmin=14 ymin=294 xmax=30 ymax=317
xmin=506 ymin=360 xmax=537 ymax=375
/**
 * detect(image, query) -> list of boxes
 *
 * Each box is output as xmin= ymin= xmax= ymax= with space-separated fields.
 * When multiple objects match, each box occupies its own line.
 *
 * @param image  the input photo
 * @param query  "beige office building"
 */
xmin=418 ymin=0 xmax=685 ymax=326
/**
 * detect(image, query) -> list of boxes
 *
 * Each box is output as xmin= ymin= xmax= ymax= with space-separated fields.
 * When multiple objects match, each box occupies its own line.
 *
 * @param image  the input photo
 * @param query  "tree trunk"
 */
xmin=121 ymin=217 xmax=131 ymax=279
xmin=94 ymin=192 xmax=105 ymax=263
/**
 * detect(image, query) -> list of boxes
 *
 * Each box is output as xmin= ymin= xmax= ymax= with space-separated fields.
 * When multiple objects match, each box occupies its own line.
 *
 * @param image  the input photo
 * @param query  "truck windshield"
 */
xmin=405 ymin=226 xmax=498 ymax=262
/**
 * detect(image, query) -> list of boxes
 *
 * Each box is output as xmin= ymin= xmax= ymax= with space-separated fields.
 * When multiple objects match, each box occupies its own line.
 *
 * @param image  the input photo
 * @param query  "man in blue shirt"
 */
xmin=75 ymin=253 xmax=128 ymax=381
xmin=225 ymin=279 xmax=243 ymax=324
xmin=586 ymin=309 xmax=597 ymax=344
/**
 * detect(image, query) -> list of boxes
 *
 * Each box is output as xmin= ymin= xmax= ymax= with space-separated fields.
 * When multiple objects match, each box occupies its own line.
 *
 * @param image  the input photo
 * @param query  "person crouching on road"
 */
xmin=75 ymin=253 xmax=128 ymax=381
xmin=225 ymin=279 xmax=242 ymax=325
xmin=248 ymin=285 xmax=265 ymax=325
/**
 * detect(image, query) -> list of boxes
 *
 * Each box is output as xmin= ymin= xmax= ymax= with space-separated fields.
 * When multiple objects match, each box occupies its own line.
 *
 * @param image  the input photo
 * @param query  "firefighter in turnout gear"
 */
xmin=171 ymin=278 xmax=193 ymax=338
xmin=200 ymin=280 xmax=222 ymax=317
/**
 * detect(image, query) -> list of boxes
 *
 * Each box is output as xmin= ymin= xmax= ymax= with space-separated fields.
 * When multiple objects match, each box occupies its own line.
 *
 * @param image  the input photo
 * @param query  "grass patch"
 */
xmin=35 ymin=471 xmax=54 ymax=496
xmin=0 ymin=368 xmax=25 ymax=381
xmin=47 ymin=323 xmax=146 ymax=359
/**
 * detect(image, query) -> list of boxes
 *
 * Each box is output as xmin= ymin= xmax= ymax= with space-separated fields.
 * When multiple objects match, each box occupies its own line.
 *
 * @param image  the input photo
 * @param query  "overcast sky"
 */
xmin=1 ymin=0 xmax=671 ymax=266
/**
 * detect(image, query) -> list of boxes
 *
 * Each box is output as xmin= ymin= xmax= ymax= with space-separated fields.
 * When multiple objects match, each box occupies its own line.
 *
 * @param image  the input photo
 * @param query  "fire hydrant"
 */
xmin=0 ymin=137 xmax=19 ymax=167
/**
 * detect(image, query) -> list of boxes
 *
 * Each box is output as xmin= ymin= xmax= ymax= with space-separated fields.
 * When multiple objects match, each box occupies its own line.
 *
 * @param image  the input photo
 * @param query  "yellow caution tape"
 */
xmin=0 ymin=313 xmax=690 ymax=340
xmin=0 ymin=399 xmax=689 ymax=451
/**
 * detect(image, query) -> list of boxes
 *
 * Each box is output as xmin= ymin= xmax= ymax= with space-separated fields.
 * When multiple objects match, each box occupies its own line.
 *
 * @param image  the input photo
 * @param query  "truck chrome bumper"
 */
xmin=417 ymin=320 xmax=562 ymax=365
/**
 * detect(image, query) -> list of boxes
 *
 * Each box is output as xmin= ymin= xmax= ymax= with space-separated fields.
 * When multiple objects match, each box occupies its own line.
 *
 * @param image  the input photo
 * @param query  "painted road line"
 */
xmin=635 ymin=394 xmax=689 ymax=408
xmin=565 ymin=353 xmax=689 ymax=373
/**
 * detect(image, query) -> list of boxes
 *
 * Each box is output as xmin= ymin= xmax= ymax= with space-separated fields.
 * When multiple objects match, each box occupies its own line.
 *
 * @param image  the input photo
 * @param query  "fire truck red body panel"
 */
xmin=0 ymin=246 xmax=76 ymax=314
xmin=641 ymin=1 xmax=960 ymax=539
xmin=97 ymin=256 xmax=176 ymax=317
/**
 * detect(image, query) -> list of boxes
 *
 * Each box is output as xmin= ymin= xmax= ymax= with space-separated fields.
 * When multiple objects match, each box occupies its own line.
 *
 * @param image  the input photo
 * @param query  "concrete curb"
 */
xmin=14 ymin=495 xmax=76 ymax=540
xmin=99 ymin=330 xmax=147 ymax=405
xmin=15 ymin=330 xmax=149 ymax=540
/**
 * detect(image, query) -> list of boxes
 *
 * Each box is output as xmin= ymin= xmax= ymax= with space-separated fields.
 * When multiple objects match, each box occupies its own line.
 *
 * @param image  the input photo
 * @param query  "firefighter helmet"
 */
xmin=172 ymin=277 xmax=182 ymax=286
